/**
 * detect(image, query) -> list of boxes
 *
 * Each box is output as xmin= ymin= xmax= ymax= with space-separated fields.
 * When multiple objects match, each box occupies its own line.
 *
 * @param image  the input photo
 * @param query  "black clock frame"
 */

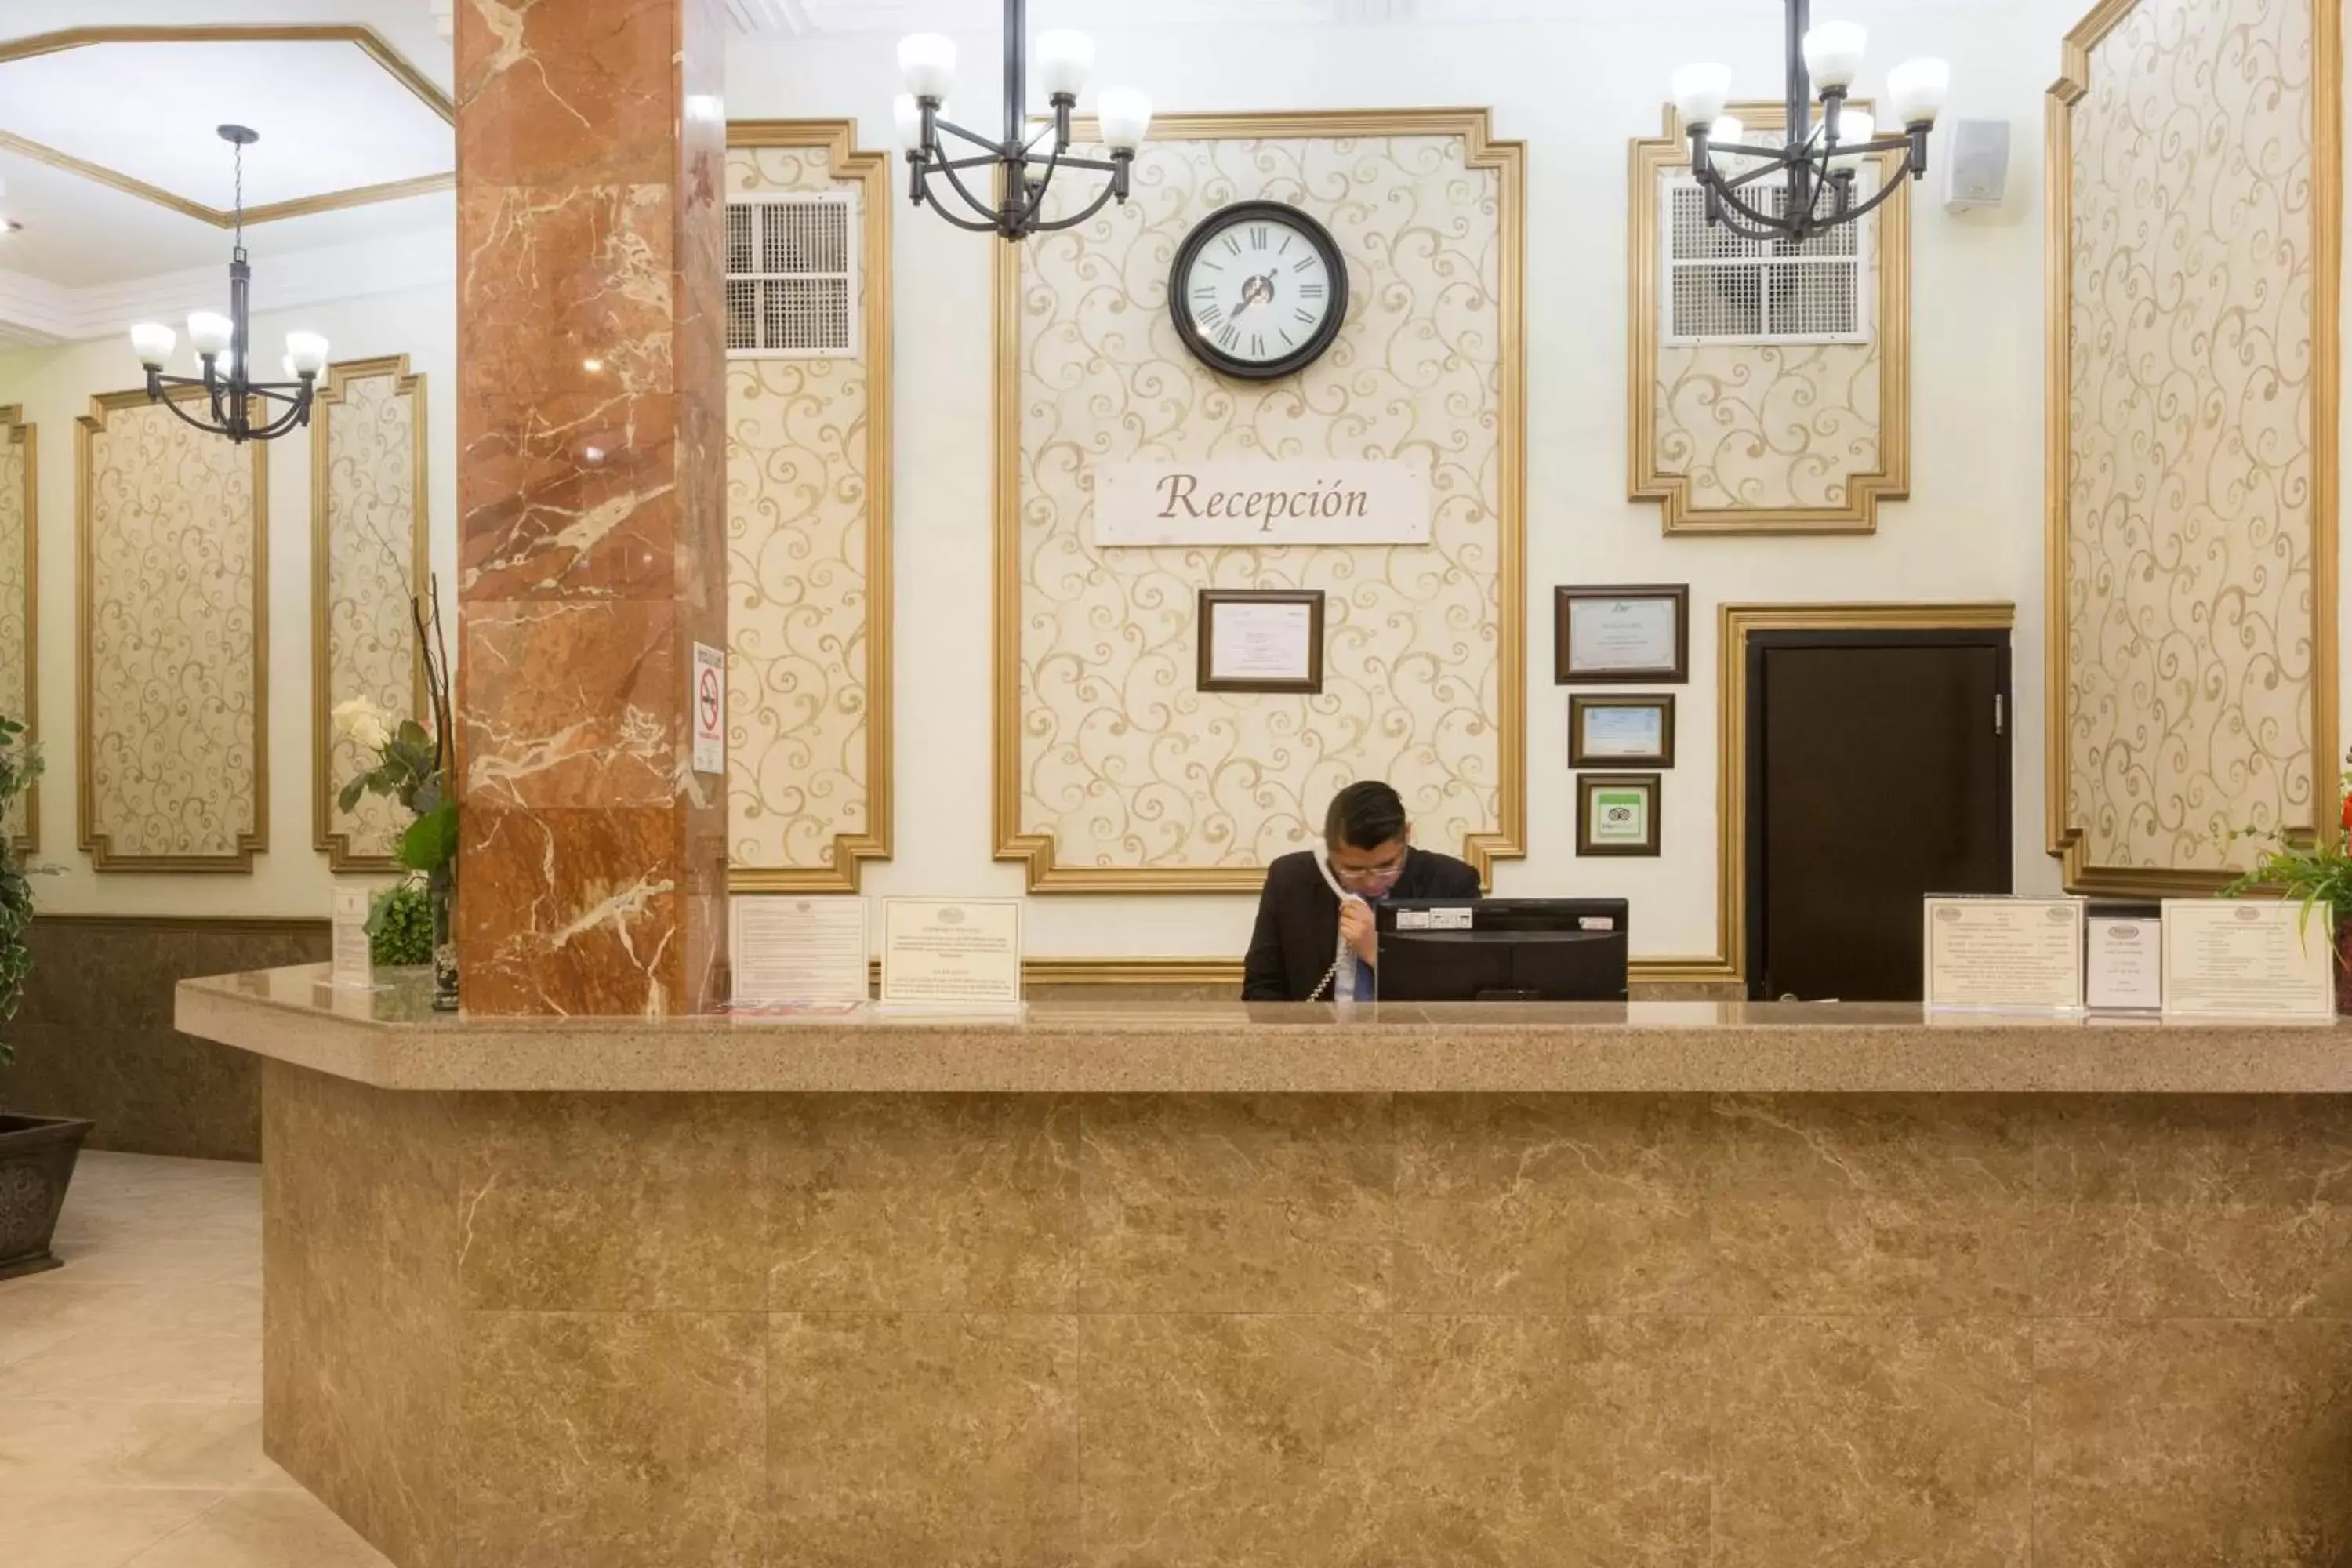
xmin=1167 ymin=200 xmax=1348 ymax=383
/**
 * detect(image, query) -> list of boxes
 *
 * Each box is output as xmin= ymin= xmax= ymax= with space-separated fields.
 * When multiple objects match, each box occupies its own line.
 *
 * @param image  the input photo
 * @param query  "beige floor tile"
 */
xmin=38 ymin=1240 xmax=260 ymax=1287
xmin=0 ymin=1400 xmax=278 ymax=1491
xmin=0 ymin=1487 xmax=226 ymax=1568
xmin=6 ymin=1332 xmax=261 ymax=1403
xmin=124 ymin=1490 xmax=391 ymax=1568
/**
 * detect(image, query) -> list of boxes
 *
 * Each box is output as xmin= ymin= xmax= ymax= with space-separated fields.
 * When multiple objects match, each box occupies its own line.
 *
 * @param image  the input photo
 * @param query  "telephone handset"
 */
xmin=1307 ymin=854 xmax=1368 ymax=1004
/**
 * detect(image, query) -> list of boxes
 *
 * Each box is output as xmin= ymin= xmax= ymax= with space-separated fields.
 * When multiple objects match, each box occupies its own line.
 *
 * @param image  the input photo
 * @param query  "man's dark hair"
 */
xmin=1325 ymin=781 xmax=1407 ymax=850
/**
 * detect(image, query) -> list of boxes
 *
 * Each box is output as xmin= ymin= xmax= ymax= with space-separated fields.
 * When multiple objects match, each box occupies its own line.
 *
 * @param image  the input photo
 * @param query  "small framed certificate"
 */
xmin=1555 ymin=584 xmax=1689 ymax=684
xmin=1197 ymin=588 xmax=1325 ymax=694
xmin=1577 ymin=773 xmax=1661 ymax=856
xmin=1570 ymin=694 xmax=1675 ymax=767
xmin=2161 ymin=899 xmax=2334 ymax=1018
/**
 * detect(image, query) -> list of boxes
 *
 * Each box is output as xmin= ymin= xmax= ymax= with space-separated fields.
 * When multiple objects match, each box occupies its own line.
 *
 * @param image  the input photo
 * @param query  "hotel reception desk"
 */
xmin=180 ymin=967 xmax=2352 ymax=1568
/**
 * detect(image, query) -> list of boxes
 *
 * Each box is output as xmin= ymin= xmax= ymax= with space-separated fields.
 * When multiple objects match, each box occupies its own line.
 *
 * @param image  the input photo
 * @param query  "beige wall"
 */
xmin=0 ymin=282 xmax=459 ymax=916
xmin=731 ymin=10 xmax=2063 ymax=967
xmin=724 ymin=134 xmax=890 ymax=890
xmin=1004 ymin=117 xmax=1519 ymax=888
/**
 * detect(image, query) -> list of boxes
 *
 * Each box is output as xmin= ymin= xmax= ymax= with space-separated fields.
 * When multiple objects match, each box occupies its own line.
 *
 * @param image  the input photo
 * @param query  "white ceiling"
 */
xmin=0 ymin=40 xmax=448 ymax=210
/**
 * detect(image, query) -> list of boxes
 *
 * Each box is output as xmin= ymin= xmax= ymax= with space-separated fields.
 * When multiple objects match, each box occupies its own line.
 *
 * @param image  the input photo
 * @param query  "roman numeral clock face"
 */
xmin=1169 ymin=201 xmax=1348 ymax=382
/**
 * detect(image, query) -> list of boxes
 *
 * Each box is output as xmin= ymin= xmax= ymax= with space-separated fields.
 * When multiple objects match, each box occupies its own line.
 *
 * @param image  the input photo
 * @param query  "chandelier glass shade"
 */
xmin=1671 ymin=0 xmax=1949 ymax=243
xmin=893 ymin=0 xmax=1152 ymax=241
xmin=127 ymin=126 xmax=329 ymax=444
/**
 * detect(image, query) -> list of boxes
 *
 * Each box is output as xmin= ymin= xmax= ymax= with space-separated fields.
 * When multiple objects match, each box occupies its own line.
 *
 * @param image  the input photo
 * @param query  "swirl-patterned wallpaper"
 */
xmin=999 ymin=111 xmax=1526 ymax=888
xmin=2051 ymin=0 xmax=2333 ymax=888
xmin=724 ymin=126 xmax=892 ymax=890
xmin=1628 ymin=105 xmax=1911 ymax=533
xmin=77 ymin=390 xmax=267 ymax=869
xmin=1656 ymin=338 xmax=1880 ymax=512
xmin=0 ymin=407 xmax=33 ymax=851
xmin=314 ymin=359 xmax=426 ymax=870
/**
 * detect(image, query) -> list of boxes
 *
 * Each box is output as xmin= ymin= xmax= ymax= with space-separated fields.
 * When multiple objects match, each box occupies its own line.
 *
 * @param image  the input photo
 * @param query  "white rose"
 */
xmin=332 ymin=696 xmax=392 ymax=753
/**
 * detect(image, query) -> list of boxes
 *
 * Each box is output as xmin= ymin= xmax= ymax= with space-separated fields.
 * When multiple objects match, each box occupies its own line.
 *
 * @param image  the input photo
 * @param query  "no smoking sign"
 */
xmin=691 ymin=643 xmax=725 ymax=775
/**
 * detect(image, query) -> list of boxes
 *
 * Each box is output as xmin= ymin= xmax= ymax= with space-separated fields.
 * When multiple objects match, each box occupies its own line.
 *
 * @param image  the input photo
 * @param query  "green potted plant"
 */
xmin=2223 ymin=746 xmax=2352 ymax=1014
xmin=332 ymin=586 xmax=458 ymax=1009
xmin=0 ymin=715 xmax=90 ymax=1279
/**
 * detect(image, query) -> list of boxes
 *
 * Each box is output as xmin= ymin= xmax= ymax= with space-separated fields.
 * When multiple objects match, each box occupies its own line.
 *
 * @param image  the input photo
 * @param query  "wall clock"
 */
xmin=1167 ymin=200 xmax=1348 ymax=382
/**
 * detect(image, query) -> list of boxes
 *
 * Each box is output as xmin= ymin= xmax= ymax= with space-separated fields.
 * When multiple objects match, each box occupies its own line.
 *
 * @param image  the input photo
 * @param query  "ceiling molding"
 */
xmin=0 ymin=25 xmax=454 ymax=237
xmin=0 ymin=223 xmax=455 ymax=347
xmin=0 ymin=25 xmax=452 ymax=122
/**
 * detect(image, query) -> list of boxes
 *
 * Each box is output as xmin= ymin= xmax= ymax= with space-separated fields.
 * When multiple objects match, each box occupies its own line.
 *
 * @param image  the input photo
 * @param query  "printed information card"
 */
xmin=2161 ymin=900 xmax=2334 ymax=1019
xmin=329 ymin=887 xmax=373 ymax=989
xmin=730 ymin=895 xmax=869 ymax=1007
xmin=880 ymin=898 xmax=1023 ymax=1009
xmin=1922 ymin=896 xmax=2085 ymax=1011
xmin=2085 ymin=915 xmax=2164 ymax=1012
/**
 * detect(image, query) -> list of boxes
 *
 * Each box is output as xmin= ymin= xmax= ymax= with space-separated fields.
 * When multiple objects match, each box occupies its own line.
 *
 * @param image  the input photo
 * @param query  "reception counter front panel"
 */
xmin=181 ymin=967 xmax=2352 ymax=1568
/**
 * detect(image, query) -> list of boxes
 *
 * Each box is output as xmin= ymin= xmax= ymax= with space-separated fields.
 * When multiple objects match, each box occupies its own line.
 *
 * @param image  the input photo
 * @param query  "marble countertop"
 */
xmin=172 ymin=964 xmax=2352 ymax=1094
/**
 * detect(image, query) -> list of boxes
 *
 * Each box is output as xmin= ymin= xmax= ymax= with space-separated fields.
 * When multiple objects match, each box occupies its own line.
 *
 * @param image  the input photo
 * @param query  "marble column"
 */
xmin=452 ymin=0 xmax=729 ymax=1015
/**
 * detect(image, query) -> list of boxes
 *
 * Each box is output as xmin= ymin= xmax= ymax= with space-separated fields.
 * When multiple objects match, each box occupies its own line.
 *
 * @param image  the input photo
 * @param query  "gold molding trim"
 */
xmin=2042 ymin=0 xmax=2339 ymax=896
xmin=1712 ymin=602 xmax=2018 ymax=983
xmin=75 ymin=386 xmax=269 ymax=873
xmin=1627 ymin=100 xmax=1912 ymax=535
xmin=724 ymin=120 xmax=897 ymax=894
xmin=993 ymin=107 xmax=1529 ymax=892
xmin=855 ymin=956 xmax=1730 ymax=989
xmin=0 ymin=27 xmax=452 ymax=230
xmin=311 ymin=355 xmax=430 ymax=874
xmin=0 ymin=406 xmax=36 ymax=858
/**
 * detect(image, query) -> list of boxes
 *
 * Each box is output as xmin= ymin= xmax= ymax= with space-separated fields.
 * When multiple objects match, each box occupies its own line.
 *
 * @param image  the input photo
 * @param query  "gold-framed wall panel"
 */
xmin=311 ymin=355 xmax=430 ymax=873
xmin=2042 ymin=0 xmax=2339 ymax=895
xmin=76 ymin=387 xmax=269 ymax=873
xmin=992 ymin=107 xmax=1529 ymax=892
xmin=0 ymin=406 xmax=35 ymax=856
xmin=723 ymin=119 xmax=896 ymax=894
xmin=1627 ymin=101 xmax=1912 ymax=535
xmin=0 ymin=27 xmax=452 ymax=229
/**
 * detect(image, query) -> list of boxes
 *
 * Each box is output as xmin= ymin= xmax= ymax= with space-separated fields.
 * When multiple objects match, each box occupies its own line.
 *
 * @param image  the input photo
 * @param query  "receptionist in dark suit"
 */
xmin=1243 ymin=781 xmax=1481 ymax=1001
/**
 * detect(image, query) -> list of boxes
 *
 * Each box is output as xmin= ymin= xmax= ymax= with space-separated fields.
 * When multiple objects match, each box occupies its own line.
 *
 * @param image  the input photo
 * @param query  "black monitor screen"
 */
xmin=1372 ymin=898 xmax=1629 ymax=1003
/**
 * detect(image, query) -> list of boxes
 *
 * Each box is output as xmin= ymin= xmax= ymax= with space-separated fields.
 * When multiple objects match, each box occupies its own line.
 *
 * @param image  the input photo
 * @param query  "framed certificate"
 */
xmin=1555 ymin=584 xmax=1689 ymax=684
xmin=1197 ymin=588 xmax=1325 ymax=694
xmin=1577 ymin=773 xmax=1660 ymax=856
xmin=2160 ymin=899 xmax=2334 ymax=1018
xmin=1570 ymin=694 xmax=1675 ymax=767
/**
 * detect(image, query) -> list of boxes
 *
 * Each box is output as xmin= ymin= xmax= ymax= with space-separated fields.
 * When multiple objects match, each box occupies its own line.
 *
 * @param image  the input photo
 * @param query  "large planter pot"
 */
xmin=0 ymin=1112 xmax=93 ymax=1279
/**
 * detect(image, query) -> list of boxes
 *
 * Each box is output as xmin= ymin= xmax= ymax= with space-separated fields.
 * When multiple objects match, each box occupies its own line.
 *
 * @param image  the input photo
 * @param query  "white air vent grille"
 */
xmin=1662 ymin=176 xmax=1868 ymax=345
xmin=725 ymin=194 xmax=857 ymax=358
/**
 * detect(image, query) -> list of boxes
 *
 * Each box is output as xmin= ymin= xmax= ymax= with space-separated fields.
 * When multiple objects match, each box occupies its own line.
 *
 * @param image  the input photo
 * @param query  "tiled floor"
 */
xmin=0 ymin=1150 xmax=391 ymax=1567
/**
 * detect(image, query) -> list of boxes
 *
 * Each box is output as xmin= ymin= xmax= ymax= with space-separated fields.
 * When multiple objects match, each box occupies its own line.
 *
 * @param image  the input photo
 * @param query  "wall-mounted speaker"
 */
xmin=1943 ymin=119 xmax=2010 ymax=212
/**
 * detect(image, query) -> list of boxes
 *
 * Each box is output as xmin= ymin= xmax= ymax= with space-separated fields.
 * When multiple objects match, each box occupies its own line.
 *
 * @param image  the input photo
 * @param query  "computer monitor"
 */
xmin=1373 ymin=898 xmax=1629 ymax=1002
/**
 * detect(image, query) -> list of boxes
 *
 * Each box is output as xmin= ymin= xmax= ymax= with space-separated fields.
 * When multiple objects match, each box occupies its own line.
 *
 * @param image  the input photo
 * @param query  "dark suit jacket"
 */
xmin=1242 ymin=847 xmax=1482 ymax=1001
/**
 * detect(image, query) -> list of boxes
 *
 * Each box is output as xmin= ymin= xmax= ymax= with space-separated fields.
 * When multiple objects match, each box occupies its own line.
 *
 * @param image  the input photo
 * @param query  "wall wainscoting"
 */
xmin=0 ymin=915 xmax=328 ymax=1161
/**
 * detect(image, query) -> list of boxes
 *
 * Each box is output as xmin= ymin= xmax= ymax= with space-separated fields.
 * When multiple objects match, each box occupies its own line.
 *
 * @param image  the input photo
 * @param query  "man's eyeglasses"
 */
xmin=1328 ymin=852 xmax=1406 ymax=886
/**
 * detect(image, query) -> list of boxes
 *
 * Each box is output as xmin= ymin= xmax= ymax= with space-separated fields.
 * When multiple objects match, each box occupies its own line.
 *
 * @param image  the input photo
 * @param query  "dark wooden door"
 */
xmin=1748 ymin=633 xmax=2011 ymax=1000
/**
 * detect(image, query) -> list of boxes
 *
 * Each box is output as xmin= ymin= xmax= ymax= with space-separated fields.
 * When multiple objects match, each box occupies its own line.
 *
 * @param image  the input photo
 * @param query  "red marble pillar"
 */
xmin=452 ymin=0 xmax=728 ymax=1015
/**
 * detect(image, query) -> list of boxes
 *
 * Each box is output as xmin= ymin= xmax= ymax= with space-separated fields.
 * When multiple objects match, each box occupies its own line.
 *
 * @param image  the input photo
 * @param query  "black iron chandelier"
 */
xmin=128 ymin=126 xmax=329 ymax=444
xmin=891 ymin=0 xmax=1152 ymax=241
xmin=1671 ymin=0 xmax=1949 ymax=243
